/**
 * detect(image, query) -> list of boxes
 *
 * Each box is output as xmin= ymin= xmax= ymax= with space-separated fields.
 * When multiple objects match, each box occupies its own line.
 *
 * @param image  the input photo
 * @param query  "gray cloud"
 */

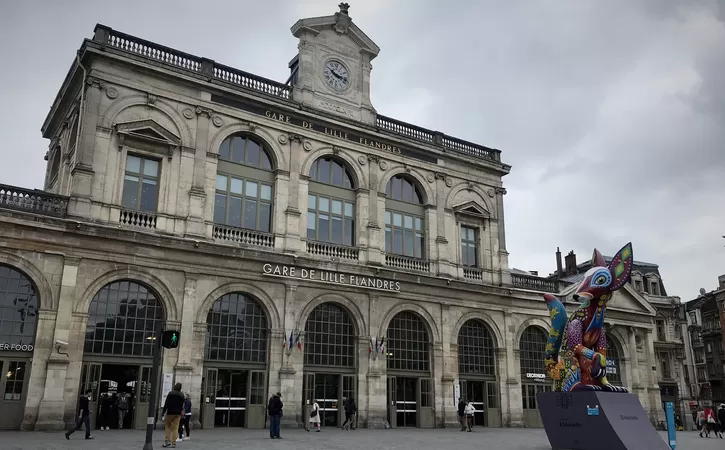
xmin=1 ymin=0 xmax=723 ymax=298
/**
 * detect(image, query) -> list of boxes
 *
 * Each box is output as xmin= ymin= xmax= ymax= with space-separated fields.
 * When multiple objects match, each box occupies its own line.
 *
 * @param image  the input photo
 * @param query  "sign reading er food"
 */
xmin=262 ymin=264 xmax=401 ymax=293
xmin=0 ymin=343 xmax=34 ymax=352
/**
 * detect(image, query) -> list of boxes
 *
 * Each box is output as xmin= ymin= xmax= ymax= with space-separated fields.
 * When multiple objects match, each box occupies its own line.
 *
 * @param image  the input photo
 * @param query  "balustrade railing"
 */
xmin=306 ymin=241 xmax=359 ymax=260
xmin=0 ymin=184 xmax=68 ymax=217
xmin=384 ymin=254 xmax=430 ymax=273
xmin=119 ymin=209 xmax=157 ymax=229
xmin=510 ymin=273 xmax=560 ymax=293
xmin=213 ymin=224 xmax=275 ymax=248
xmin=463 ymin=267 xmax=484 ymax=282
xmin=91 ymin=25 xmax=501 ymax=163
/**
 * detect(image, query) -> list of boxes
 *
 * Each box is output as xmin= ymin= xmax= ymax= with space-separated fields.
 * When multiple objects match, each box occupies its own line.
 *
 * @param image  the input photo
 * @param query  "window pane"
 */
xmin=402 ymin=180 xmax=413 ymax=203
xmin=416 ymin=233 xmax=424 ymax=259
xmin=344 ymin=218 xmax=354 ymax=246
xmin=307 ymin=211 xmax=317 ymax=238
xmin=393 ymin=213 xmax=402 ymax=227
xmin=404 ymin=215 xmax=413 ymax=229
xmin=392 ymin=177 xmax=402 ymax=200
xmin=462 ymin=245 xmax=468 ymax=265
xmin=261 ymin=151 xmax=272 ymax=171
xmin=412 ymin=188 xmax=421 ymax=204
xmin=468 ymin=246 xmax=477 ymax=266
xmin=385 ymin=227 xmax=392 ymax=252
xmin=219 ymin=139 xmax=231 ymax=160
xmin=344 ymin=202 xmax=353 ymax=217
xmin=125 ymin=155 xmax=141 ymax=174
xmin=229 ymin=197 xmax=243 ymax=227
xmin=261 ymin=184 xmax=272 ymax=201
xmin=319 ymin=214 xmax=329 ymax=241
xmin=393 ymin=229 xmax=403 ymax=254
xmin=245 ymin=180 xmax=258 ymax=198
xmin=216 ymin=174 xmax=228 ymax=191
xmin=319 ymin=197 xmax=329 ymax=213
xmin=415 ymin=217 xmax=423 ymax=231
xmin=404 ymin=230 xmax=414 ymax=257
xmin=214 ymin=193 xmax=227 ymax=224
xmin=140 ymin=179 xmax=158 ymax=212
xmin=385 ymin=210 xmax=391 ymax=224
xmin=122 ymin=175 xmax=139 ymax=208
xmin=231 ymin=137 xmax=245 ymax=163
xmin=331 ymin=199 xmax=342 ymax=215
xmin=331 ymin=216 xmax=342 ymax=243
xmin=244 ymin=199 xmax=257 ymax=229
xmin=308 ymin=194 xmax=317 ymax=210
xmin=246 ymin=140 xmax=260 ymax=167
xmin=343 ymin=171 xmax=352 ymax=189
xmin=143 ymin=159 xmax=159 ymax=177
xmin=332 ymin=162 xmax=343 ymax=186
xmin=230 ymin=178 xmax=243 ymax=195
xmin=318 ymin=159 xmax=331 ymax=183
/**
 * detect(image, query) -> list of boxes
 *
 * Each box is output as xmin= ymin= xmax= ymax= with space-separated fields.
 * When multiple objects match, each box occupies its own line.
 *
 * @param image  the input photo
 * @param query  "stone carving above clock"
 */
xmin=289 ymin=4 xmax=381 ymax=126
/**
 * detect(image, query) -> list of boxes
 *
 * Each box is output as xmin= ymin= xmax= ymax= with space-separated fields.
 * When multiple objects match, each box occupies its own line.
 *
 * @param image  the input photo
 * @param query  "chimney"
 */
xmin=564 ymin=251 xmax=577 ymax=277
xmin=556 ymin=247 xmax=563 ymax=278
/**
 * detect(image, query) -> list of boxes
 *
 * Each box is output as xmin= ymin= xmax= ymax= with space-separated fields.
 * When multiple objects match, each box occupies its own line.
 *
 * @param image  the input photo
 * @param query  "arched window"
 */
xmin=458 ymin=320 xmax=496 ymax=376
xmin=519 ymin=326 xmax=547 ymax=379
xmin=214 ymin=135 xmax=275 ymax=233
xmin=0 ymin=265 xmax=38 ymax=347
xmin=307 ymin=157 xmax=356 ymax=247
xmin=384 ymin=175 xmax=425 ymax=259
xmin=84 ymin=280 xmax=164 ymax=357
xmin=304 ymin=303 xmax=356 ymax=368
xmin=205 ymin=293 xmax=268 ymax=363
xmin=606 ymin=335 xmax=623 ymax=385
xmin=386 ymin=311 xmax=430 ymax=372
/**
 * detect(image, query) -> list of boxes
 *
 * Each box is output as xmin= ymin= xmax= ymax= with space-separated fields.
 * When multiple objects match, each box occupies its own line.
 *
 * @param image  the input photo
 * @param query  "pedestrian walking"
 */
xmin=465 ymin=400 xmax=476 ymax=432
xmin=342 ymin=398 xmax=357 ymax=430
xmin=457 ymin=397 xmax=466 ymax=431
xmin=267 ymin=391 xmax=283 ymax=439
xmin=64 ymin=389 xmax=94 ymax=440
xmin=717 ymin=404 xmax=725 ymax=438
xmin=178 ymin=392 xmax=192 ymax=442
xmin=117 ymin=392 xmax=129 ymax=429
xmin=308 ymin=400 xmax=321 ymax=432
xmin=161 ymin=382 xmax=185 ymax=448
xmin=99 ymin=393 xmax=112 ymax=430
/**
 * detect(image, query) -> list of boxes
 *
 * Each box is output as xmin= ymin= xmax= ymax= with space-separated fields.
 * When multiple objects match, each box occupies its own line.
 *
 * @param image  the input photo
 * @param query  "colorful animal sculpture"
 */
xmin=543 ymin=242 xmax=634 ymax=392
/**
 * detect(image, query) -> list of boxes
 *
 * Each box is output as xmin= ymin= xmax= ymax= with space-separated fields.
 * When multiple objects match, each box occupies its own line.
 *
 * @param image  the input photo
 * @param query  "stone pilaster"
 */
xmin=273 ymin=170 xmax=291 ymax=251
xmin=504 ymin=309 xmax=523 ymax=426
xmin=355 ymin=189 xmax=371 ymax=264
xmin=68 ymin=78 xmax=103 ymax=217
xmin=366 ymin=353 xmax=387 ymax=428
xmin=644 ymin=329 xmax=664 ymax=423
xmin=62 ymin=312 xmax=90 ymax=428
xmin=185 ymin=107 xmax=210 ymax=237
xmin=284 ymin=135 xmax=303 ymax=253
xmin=445 ymin=343 xmax=461 ymax=428
xmin=22 ymin=310 xmax=57 ymax=430
xmin=33 ymin=258 xmax=81 ymax=430
xmin=188 ymin=323 xmax=207 ymax=429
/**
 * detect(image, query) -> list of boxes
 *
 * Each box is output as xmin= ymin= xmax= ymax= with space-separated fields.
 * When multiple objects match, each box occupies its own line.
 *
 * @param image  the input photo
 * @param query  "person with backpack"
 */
xmin=267 ymin=392 xmax=283 ymax=439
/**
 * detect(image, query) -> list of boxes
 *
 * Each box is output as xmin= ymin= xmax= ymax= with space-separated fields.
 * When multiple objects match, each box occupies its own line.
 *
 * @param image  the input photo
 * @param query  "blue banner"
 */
xmin=664 ymin=401 xmax=676 ymax=450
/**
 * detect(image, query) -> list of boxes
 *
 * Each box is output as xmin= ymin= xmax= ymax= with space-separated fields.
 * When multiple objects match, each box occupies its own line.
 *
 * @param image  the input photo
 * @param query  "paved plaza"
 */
xmin=0 ymin=427 xmax=720 ymax=450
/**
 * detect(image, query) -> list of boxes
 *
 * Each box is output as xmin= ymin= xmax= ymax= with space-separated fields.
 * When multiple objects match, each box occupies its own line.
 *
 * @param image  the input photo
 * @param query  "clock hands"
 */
xmin=330 ymin=69 xmax=348 ymax=84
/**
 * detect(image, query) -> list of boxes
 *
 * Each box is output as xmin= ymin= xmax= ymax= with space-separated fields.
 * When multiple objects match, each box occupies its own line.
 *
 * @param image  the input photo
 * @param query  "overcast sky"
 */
xmin=1 ymin=1 xmax=723 ymax=300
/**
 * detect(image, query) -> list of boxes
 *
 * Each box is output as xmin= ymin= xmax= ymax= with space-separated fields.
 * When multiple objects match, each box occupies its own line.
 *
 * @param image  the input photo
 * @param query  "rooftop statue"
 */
xmin=543 ymin=243 xmax=633 ymax=392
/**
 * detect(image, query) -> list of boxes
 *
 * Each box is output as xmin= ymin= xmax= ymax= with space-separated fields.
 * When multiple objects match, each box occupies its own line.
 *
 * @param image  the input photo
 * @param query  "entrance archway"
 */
xmin=0 ymin=264 xmax=39 ymax=430
xmin=457 ymin=319 xmax=500 ymax=427
xmin=302 ymin=302 xmax=357 ymax=429
xmin=201 ymin=292 xmax=269 ymax=429
xmin=386 ymin=311 xmax=434 ymax=428
xmin=519 ymin=325 xmax=550 ymax=428
xmin=81 ymin=280 xmax=165 ymax=430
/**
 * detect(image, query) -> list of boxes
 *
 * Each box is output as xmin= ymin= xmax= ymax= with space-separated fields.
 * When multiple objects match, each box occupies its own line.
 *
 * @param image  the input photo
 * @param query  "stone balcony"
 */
xmin=0 ymin=184 xmax=69 ymax=218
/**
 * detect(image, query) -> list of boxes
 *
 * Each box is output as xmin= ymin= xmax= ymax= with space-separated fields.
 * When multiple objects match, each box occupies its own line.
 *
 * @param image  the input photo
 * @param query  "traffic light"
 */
xmin=161 ymin=330 xmax=180 ymax=349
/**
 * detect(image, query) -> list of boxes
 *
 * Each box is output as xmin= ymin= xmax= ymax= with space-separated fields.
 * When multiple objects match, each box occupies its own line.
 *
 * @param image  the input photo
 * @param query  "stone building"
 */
xmin=682 ymin=275 xmax=725 ymax=423
xmin=0 ymin=5 xmax=664 ymax=431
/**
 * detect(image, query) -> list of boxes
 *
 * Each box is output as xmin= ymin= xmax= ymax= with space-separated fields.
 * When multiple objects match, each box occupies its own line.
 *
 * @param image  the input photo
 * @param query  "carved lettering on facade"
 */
xmin=262 ymin=263 xmax=401 ymax=292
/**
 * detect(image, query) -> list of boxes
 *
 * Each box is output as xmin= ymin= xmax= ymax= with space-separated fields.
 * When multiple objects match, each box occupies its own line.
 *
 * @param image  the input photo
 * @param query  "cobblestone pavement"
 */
xmin=0 ymin=427 xmax=719 ymax=450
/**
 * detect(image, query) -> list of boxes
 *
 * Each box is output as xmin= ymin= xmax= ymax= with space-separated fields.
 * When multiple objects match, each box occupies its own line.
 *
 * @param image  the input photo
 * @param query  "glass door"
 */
xmin=342 ymin=374 xmax=356 ymax=428
xmin=246 ymin=370 xmax=266 ymax=429
xmin=0 ymin=360 xmax=30 ymax=430
xmin=134 ymin=366 xmax=153 ymax=429
xmin=215 ymin=370 xmax=247 ymax=427
xmin=314 ymin=374 xmax=340 ymax=427
xmin=387 ymin=376 xmax=397 ymax=428
xmin=396 ymin=377 xmax=417 ymax=427
xmin=201 ymin=368 xmax=217 ymax=429
xmin=80 ymin=362 xmax=102 ymax=430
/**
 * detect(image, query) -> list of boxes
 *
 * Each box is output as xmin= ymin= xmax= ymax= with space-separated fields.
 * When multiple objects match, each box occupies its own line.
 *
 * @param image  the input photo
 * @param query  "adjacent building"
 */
xmin=0 ymin=5 xmax=667 ymax=432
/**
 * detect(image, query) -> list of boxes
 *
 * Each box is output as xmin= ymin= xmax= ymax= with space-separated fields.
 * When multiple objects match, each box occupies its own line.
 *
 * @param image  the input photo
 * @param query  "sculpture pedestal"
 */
xmin=536 ymin=391 xmax=669 ymax=450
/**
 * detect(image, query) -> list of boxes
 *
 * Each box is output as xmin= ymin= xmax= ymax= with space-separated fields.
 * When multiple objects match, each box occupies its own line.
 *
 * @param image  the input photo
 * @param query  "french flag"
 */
xmin=295 ymin=331 xmax=303 ymax=350
xmin=289 ymin=330 xmax=294 ymax=350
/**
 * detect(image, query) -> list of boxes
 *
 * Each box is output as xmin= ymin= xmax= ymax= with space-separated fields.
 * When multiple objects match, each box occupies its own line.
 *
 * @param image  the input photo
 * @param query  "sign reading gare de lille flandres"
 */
xmin=262 ymin=263 xmax=401 ymax=293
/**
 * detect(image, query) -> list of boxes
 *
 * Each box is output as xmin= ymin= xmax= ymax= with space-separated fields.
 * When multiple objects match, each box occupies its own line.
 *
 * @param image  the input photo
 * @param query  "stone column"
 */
xmin=33 ymin=259 xmax=81 ymax=430
xmin=62 ymin=312 xmax=90 ymax=428
xmin=438 ymin=304 xmax=456 ymax=427
xmin=503 ymin=310 xmax=523 ymax=426
xmin=366 ymin=294 xmax=387 ymax=428
xmin=644 ymin=329 xmax=664 ymax=423
xmin=22 ymin=310 xmax=57 ymax=430
xmin=185 ymin=107 xmax=210 ymax=238
xmin=278 ymin=284 xmax=303 ymax=427
xmin=365 ymin=156 xmax=382 ymax=265
xmin=496 ymin=347 xmax=514 ymax=427
xmin=446 ymin=343 xmax=461 ymax=428
xmin=189 ymin=323 xmax=207 ymax=428
xmin=494 ymin=187 xmax=511 ymax=285
xmin=68 ymin=77 xmax=104 ymax=217
xmin=283 ymin=135 xmax=303 ymax=253
xmin=173 ymin=275 xmax=198 ymax=422
xmin=355 ymin=338 xmax=371 ymax=427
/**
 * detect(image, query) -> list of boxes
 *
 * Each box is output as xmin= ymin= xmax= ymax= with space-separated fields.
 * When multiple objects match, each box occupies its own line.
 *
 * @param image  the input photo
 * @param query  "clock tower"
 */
xmin=289 ymin=3 xmax=380 ymax=125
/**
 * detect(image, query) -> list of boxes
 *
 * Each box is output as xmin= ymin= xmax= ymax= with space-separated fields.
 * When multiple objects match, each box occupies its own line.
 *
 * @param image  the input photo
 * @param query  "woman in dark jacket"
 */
xmin=717 ymin=404 xmax=725 ymax=438
xmin=178 ymin=393 xmax=192 ymax=441
xmin=342 ymin=398 xmax=357 ymax=430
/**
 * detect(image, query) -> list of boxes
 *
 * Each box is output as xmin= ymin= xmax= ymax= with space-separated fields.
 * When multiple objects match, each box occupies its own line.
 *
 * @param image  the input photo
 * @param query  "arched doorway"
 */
xmin=302 ymin=302 xmax=357 ymax=428
xmin=201 ymin=292 xmax=269 ymax=429
xmin=0 ymin=264 xmax=39 ymax=430
xmin=519 ymin=325 xmax=550 ymax=428
xmin=386 ymin=311 xmax=434 ymax=428
xmin=457 ymin=319 xmax=501 ymax=427
xmin=605 ymin=334 xmax=623 ymax=386
xmin=81 ymin=280 xmax=165 ymax=430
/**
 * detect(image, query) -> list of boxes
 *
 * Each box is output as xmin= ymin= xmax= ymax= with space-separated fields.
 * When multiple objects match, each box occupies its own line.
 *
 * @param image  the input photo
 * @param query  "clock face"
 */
xmin=323 ymin=60 xmax=350 ymax=92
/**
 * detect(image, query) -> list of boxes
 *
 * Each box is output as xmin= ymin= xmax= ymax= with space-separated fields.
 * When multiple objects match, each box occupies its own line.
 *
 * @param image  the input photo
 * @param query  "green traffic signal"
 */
xmin=161 ymin=330 xmax=181 ymax=349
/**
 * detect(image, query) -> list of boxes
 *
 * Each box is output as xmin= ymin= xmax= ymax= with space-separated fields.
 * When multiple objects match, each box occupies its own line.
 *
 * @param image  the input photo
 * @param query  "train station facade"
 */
xmin=0 ymin=5 xmax=666 ymax=431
